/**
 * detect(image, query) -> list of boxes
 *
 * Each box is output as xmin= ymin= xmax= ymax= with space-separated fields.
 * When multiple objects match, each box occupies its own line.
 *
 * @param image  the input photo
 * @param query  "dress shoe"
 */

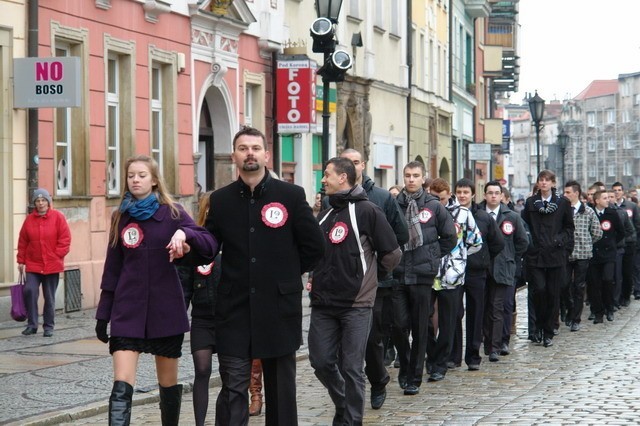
xmin=565 ymin=319 xmax=572 ymax=327
xmin=467 ymin=364 xmax=480 ymax=371
xmin=543 ymin=337 xmax=553 ymax=347
xmin=593 ymin=316 xmax=603 ymax=324
xmin=606 ymin=312 xmax=614 ymax=322
xmin=553 ymin=328 xmax=559 ymax=336
xmin=446 ymin=361 xmax=460 ymax=369
xmin=43 ymin=330 xmax=53 ymax=337
xmin=635 ymin=293 xmax=640 ymax=300
xmin=500 ymin=343 xmax=510 ymax=356
xmin=393 ymin=356 xmax=400 ymax=369
xmin=489 ymin=352 xmax=500 ymax=362
xmin=621 ymin=299 xmax=630 ymax=307
xmin=530 ymin=330 xmax=542 ymax=344
xmin=403 ymin=384 xmax=419 ymax=395
xmin=398 ymin=376 xmax=407 ymax=390
xmin=370 ymin=388 xmax=386 ymax=409
xmin=612 ymin=305 xmax=619 ymax=312
xmin=22 ymin=327 xmax=37 ymax=336
xmin=588 ymin=312 xmax=595 ymax=321
xmin=428 ymin=372 xmax=445 ymax=382
xmin=570 ymin=322 xmax=580 ymax=332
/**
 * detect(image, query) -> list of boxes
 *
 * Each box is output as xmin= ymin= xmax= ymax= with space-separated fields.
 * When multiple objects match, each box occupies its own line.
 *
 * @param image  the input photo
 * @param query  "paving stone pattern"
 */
xmin=2 ymin=289 xmax=640 ymax=425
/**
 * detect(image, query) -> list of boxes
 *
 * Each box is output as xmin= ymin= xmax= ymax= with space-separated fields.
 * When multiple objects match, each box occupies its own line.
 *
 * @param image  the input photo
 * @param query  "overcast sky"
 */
xmin=514 ymin=0 xmax=640 ymax=102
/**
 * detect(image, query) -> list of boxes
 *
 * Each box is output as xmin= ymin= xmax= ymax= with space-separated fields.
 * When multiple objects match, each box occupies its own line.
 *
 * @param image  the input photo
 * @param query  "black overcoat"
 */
xmin=205 ymin=172 xmax=325 ymax=358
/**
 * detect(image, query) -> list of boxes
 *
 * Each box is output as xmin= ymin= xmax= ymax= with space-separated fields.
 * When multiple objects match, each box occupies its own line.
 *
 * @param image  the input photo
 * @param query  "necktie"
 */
xmin=490 ymin=211 xmax=497 ymax=221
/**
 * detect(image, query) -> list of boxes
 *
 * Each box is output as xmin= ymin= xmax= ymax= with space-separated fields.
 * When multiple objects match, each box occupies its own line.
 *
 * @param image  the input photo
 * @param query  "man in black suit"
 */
xmin=206 ymin=127 xmax=325 ymax=426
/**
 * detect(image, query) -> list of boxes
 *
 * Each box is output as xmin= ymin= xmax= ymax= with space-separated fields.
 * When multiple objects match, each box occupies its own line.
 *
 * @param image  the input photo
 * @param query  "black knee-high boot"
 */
xmin=159 ymin=384 xmax=183 ymax=426
xmin=109 ymin=381 xmax=133 ymax=426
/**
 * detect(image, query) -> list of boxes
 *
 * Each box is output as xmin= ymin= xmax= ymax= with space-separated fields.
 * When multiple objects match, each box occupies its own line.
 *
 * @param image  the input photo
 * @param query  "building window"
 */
xmin=151 ymin=65 xmax=163 ymax=168
xmin=587 ymin=138 xmax=596 ymax=152
xmin=390 ymin=0 xmax=400 ymax=36
xmin=624 ymin=160 xmax=632 ymax=176
xmin=623 ymin=134 xmax=631 ymax=149
xmin=348 ymin=0 xmax=360 ymax=19
xmin=243 ymin=71 xmax=265 ymax=133
xmin=587 ymin=112 xmax=595 ymax=127
xmin=107 ymin=55 xmax=120 ymax=195
xmin=608 ymin=136 xmax=616 ymax=150
xmin=374 ymin=0 xmax=384 ymax=29
xmin=588 ymin=167 xmax=596 ymax=178
xmin=55 ymin=45 xmax=72 ymax=195
xmin=622 ymin=110 xmax=630 ymax=123
xmin=606 ymin=109 xmax=615 ymax=124
xmin=608 ymin=164 xmax=615 ymax=176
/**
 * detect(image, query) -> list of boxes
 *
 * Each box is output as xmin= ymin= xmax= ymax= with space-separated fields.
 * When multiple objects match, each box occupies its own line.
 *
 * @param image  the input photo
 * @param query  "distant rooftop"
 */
xmin=574 ymin=80 xmax=618 ymax=100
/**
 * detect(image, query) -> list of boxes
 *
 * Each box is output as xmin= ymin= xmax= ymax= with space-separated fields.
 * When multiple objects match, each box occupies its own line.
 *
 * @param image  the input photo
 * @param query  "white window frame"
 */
xmin=55 ymin=44 xmax=72 ymax=196
xmin=606 ymin=109 xmax=615 ymax=124
xmin=107 ymin=54 xmax=120 ymax=195
xmin=623 ymin=134 xmax=631 ymax=149
xmin=587 ymin=112 xmax=595 ymax=127
xmin=390 ymin=0 xmax=400 ymax=36
xmin=588 ymin=167 xmax=596 ymax=178
xmin=151 ymin=64 xmax=163 ymax=169
xmin=608 ymin=136 xmax=616 ymax=150
xmin=587 ymin=138 xmax=596 ymax=152
xmin=608 ymin=164 xmax=615 ymax=177
xmin=624 ymin=160 xmax=632 ymax=176
xmin=622 ymin=110 xmax=630 ymax=123
xmin=374 ymin=0 xmax=384 ymax=29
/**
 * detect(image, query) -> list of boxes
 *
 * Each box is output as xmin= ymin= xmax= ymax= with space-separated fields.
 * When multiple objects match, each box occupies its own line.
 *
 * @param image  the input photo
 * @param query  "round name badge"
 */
xmin=197 ymin=262 xmax=214 ymax=276
xmin=501 ymin=221 xmax=514 ymax=235
xmin=261 ymin=202 xmax=288 ymax=228
xmin=329 ymin=222 xmax=349 ymax=244
xmin=121 ymin=223 xmax=144 ymax=248
xmin=419 ymin=208 xmax=433 ymax=224
xmin=601 ymin=220 xmax=612 ymax=231
xmin=626 ymin=209 xmax=633 ymax=218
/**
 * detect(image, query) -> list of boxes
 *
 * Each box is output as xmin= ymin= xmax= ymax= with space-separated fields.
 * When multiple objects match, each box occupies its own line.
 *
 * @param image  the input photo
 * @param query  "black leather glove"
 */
xmin=95 ymin=319 xmax=109 ymax=343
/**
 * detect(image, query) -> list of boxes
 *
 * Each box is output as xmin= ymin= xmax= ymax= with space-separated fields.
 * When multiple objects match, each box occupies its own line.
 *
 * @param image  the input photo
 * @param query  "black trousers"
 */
xmin=216 ymin=352 xmax=297 ymax=426
xmin=527 ymin=264 xmax=564 ymax=339
xmin=427 ymin=287 xmax=462 ymax=375
xmin=621 ymin=246 xmax=636 ymax=304
xmin=566 ymin=259 xmax=590 ymax=324
xmin=483 ymin=277 xmax=507 ymax=355
xmin=392 ymin=282 xmax=432 ymax=387
xmin=364 ymin=287 xmax=392 ymax=391
xmin=588 ymin=261 xmax=615 ymax=317
xmin=450 ymin=270 xmax=486 ymax=367
xmin=501 ymin=284 xmax=516 ymax=346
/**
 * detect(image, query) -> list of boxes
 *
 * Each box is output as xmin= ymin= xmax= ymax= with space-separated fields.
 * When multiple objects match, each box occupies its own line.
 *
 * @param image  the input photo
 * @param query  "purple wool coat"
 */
xmin=96 ymin=204 xmax=218 ymax=339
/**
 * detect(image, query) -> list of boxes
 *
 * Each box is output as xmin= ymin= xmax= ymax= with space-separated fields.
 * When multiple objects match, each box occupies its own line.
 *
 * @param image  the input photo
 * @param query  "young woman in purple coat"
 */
xmin=95 ymin=155 xmax=218 ymax=426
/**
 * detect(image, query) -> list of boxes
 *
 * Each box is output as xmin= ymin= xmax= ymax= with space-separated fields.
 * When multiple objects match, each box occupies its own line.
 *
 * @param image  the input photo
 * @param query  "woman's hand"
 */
xmin=167 ymin=229 xmax=190 ymax=262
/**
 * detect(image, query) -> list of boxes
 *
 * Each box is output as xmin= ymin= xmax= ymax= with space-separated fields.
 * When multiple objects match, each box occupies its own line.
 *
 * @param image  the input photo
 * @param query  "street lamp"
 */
xmin=557 ymin=128 xmax=569 ymax=187
xmin=310 ymin=0 xmax=351 ymax=173
xmin=528 ymin=91 xmax=546 ymax=174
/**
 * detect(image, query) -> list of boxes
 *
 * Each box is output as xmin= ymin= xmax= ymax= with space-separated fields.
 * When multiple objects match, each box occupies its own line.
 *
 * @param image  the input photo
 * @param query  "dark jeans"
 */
xmin=588 ymin=261 xmax=615 ymax=317
xmin=364 ymin=287 xmax=392 ymax=391
xmin=309 ymin=306 xmax=372 ymax=425
xmin=483 ymin=277 xmax=507 ymax=355
xmin=24 ymin=272 xmax=59 ymax=331
xmin=392 ymin=282 xmax=432 ymax=387
xmin=427 ymin=287 xmax=462 ymax=375
xmin=450 ymin=270 xmax=486 ymax=367
xmin=527 ymin=264 xmax=564 ymax=339
xmin=566 ymin=259 xmax=590 ymax=324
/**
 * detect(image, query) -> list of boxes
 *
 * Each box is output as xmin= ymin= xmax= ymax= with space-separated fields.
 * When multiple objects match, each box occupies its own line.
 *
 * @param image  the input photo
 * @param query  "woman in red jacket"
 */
xmin=17 ymin=188 xmax=71 ymax=337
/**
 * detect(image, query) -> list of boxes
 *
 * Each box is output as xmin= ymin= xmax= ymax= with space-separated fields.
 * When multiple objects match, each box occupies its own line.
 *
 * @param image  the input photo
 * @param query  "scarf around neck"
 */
xmin=119 ymin=192 xmax=160 ymax=220
xmin=402 ymin=188 xmax=425 ymax=251
xmin=533 ymin=189 xmax=559 ymax=215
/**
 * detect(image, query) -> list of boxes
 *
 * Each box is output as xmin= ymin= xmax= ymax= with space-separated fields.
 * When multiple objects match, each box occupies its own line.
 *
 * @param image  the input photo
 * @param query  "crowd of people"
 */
xmin=17 ymin=125 xmax=640 ymax=426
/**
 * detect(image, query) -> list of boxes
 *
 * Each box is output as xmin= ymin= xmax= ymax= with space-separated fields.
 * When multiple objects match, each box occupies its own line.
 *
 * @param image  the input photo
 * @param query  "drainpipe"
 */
xmin=448 ymin=0 xmax=454 ymax=181
xmin=405 ymin=0 xmax=412 ymax=165
xmin=271 ymin=51 xmax=280 ymax=178
xmin=27 ymin=0 xmax=39 ymax=211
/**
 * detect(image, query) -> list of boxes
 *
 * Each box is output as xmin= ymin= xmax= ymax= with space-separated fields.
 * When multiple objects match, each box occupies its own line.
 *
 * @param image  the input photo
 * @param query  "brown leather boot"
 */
xmin=249 ymin=359 xmax=263 ymax=416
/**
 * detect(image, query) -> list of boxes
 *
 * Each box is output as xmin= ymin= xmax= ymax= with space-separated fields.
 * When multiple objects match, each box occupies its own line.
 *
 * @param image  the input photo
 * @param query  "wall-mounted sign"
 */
xmin=468 ymin=143 xmax=492 ymax=161
xmin=276 ymin=57 xmax=316 ymax=133
xmin=14 ymin=57 xmax=81 ymax=108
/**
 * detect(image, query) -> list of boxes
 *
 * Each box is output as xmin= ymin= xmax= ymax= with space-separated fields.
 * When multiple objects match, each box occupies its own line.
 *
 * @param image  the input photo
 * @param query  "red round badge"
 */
xmin=626 ymin=209 xmax=633 ymax=218
xmin=501 ymin=221 xmax=514 ymax=235
xmin=418 ymin=208 xmax=433 ymax=224
xmin=197 ymin=262 xmax=214 ymax=276
xmin=261 ymin=202 xmax=288 ymax=228
xmin=601 ymin=220 xmax=612 ymax=231
xmin=121 ymin=223 xmax=144 ymax=248
xmin=329 ymin=222 xmax=349 ymax=244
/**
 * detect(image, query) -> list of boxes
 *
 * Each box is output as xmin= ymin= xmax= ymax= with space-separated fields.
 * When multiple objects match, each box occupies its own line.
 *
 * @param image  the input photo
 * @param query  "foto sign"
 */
xmin=14 ymin=57 xmax=81 ymax=108
xmin=276 ymin=58 xmax=316 ymax=133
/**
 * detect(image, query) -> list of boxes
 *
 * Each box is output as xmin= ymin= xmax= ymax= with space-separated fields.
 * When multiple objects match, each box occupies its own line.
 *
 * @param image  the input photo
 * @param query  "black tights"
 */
xmin=192 ymin=347 xmax=214 ymax=426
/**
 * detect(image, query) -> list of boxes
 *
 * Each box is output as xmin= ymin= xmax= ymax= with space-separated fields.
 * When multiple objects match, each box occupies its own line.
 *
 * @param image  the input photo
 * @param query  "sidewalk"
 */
xmin=0 ymin=300 xmax=312 ymax=426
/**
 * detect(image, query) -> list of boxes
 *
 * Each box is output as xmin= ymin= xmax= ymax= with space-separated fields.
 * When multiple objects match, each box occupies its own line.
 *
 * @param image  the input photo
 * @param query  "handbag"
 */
xmin=10 ymin=273 xmax=27 ymax=322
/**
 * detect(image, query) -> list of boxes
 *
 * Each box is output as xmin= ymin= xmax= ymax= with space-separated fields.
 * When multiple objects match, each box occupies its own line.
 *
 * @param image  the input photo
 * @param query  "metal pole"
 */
xmin=321 ymin=51 xmax=331 ymax=168
xmin=535 ymin=123 xmax=541 ymax=174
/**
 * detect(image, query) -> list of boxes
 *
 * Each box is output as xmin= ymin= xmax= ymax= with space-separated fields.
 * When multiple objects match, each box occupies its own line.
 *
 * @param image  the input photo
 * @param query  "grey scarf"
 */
xmin=402 ymin=188 xmax=424 ymax=251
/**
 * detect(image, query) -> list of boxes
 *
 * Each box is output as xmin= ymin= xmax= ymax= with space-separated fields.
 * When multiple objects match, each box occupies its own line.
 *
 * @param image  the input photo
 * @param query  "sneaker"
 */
xmin=22 ymin=327 xmax=37 ymax=336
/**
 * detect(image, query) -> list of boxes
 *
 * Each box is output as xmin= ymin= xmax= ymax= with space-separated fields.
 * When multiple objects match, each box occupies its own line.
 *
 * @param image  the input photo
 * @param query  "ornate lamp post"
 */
xmin=310 ymin=0 xmax=351 ymax=170
xmin=528 ymin=91 xmax=546 ymax=174
xmin=557 ymin=128 xmax=569 ymax=187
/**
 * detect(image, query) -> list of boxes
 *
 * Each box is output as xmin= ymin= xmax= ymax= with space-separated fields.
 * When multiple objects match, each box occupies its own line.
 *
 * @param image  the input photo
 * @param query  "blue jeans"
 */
xmin=24 ymin=272 xmax=59 ymax=331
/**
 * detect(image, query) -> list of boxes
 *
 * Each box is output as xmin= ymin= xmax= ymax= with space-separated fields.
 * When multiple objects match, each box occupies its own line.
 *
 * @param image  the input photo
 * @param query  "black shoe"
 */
xmin=565 ymin=319 xmax=572 ymax=327
xmin=553 ymin=328 xmax=559 ymax=336
xmin=588 ymin=312 xmax=595 ymax=321
xmin=446 ymin=361 xmax=460 ymax=369
xmin=22 ymin=327 xmax=37 ymax=336
xmin=43 ymin=330 xmax=53 ymax=337
xmin=621 ymin=299 xmax=630 ymax=307
xmin=500 ymin=343 xmax=510 ymax=356
xmin=489 ymin=352 xmax=500 ymax=362
xmin=398 ymin=376 xmax=407 ymax=390
xmin=393 ymin=356 xmax=400 ymax=369
xmin=606 ymin=312 xmax=614 ymax=321
xmin=570 ymin=322 xmax=580 ymax=332
xmin=530 ymin=330 xmax=542 ymax=344
xmin=428 ymin=372 xmax=445 ymax=382
xmin=467 ymin=364 xmax=480 ymax=371
xmin=543 ymin=337 xmax=553 ymax=347
xmin=370 ymin=388 xmax=387 ymax=409
xmin=635 ymin=293 xmax=640 ymax=300
xmin=593 ymin=316 xmax=603 ymax=324
xmin=613 ymin=305 xmax=620 ymax=312
xmin=403 ymin=384 xmax=419 ymax=395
